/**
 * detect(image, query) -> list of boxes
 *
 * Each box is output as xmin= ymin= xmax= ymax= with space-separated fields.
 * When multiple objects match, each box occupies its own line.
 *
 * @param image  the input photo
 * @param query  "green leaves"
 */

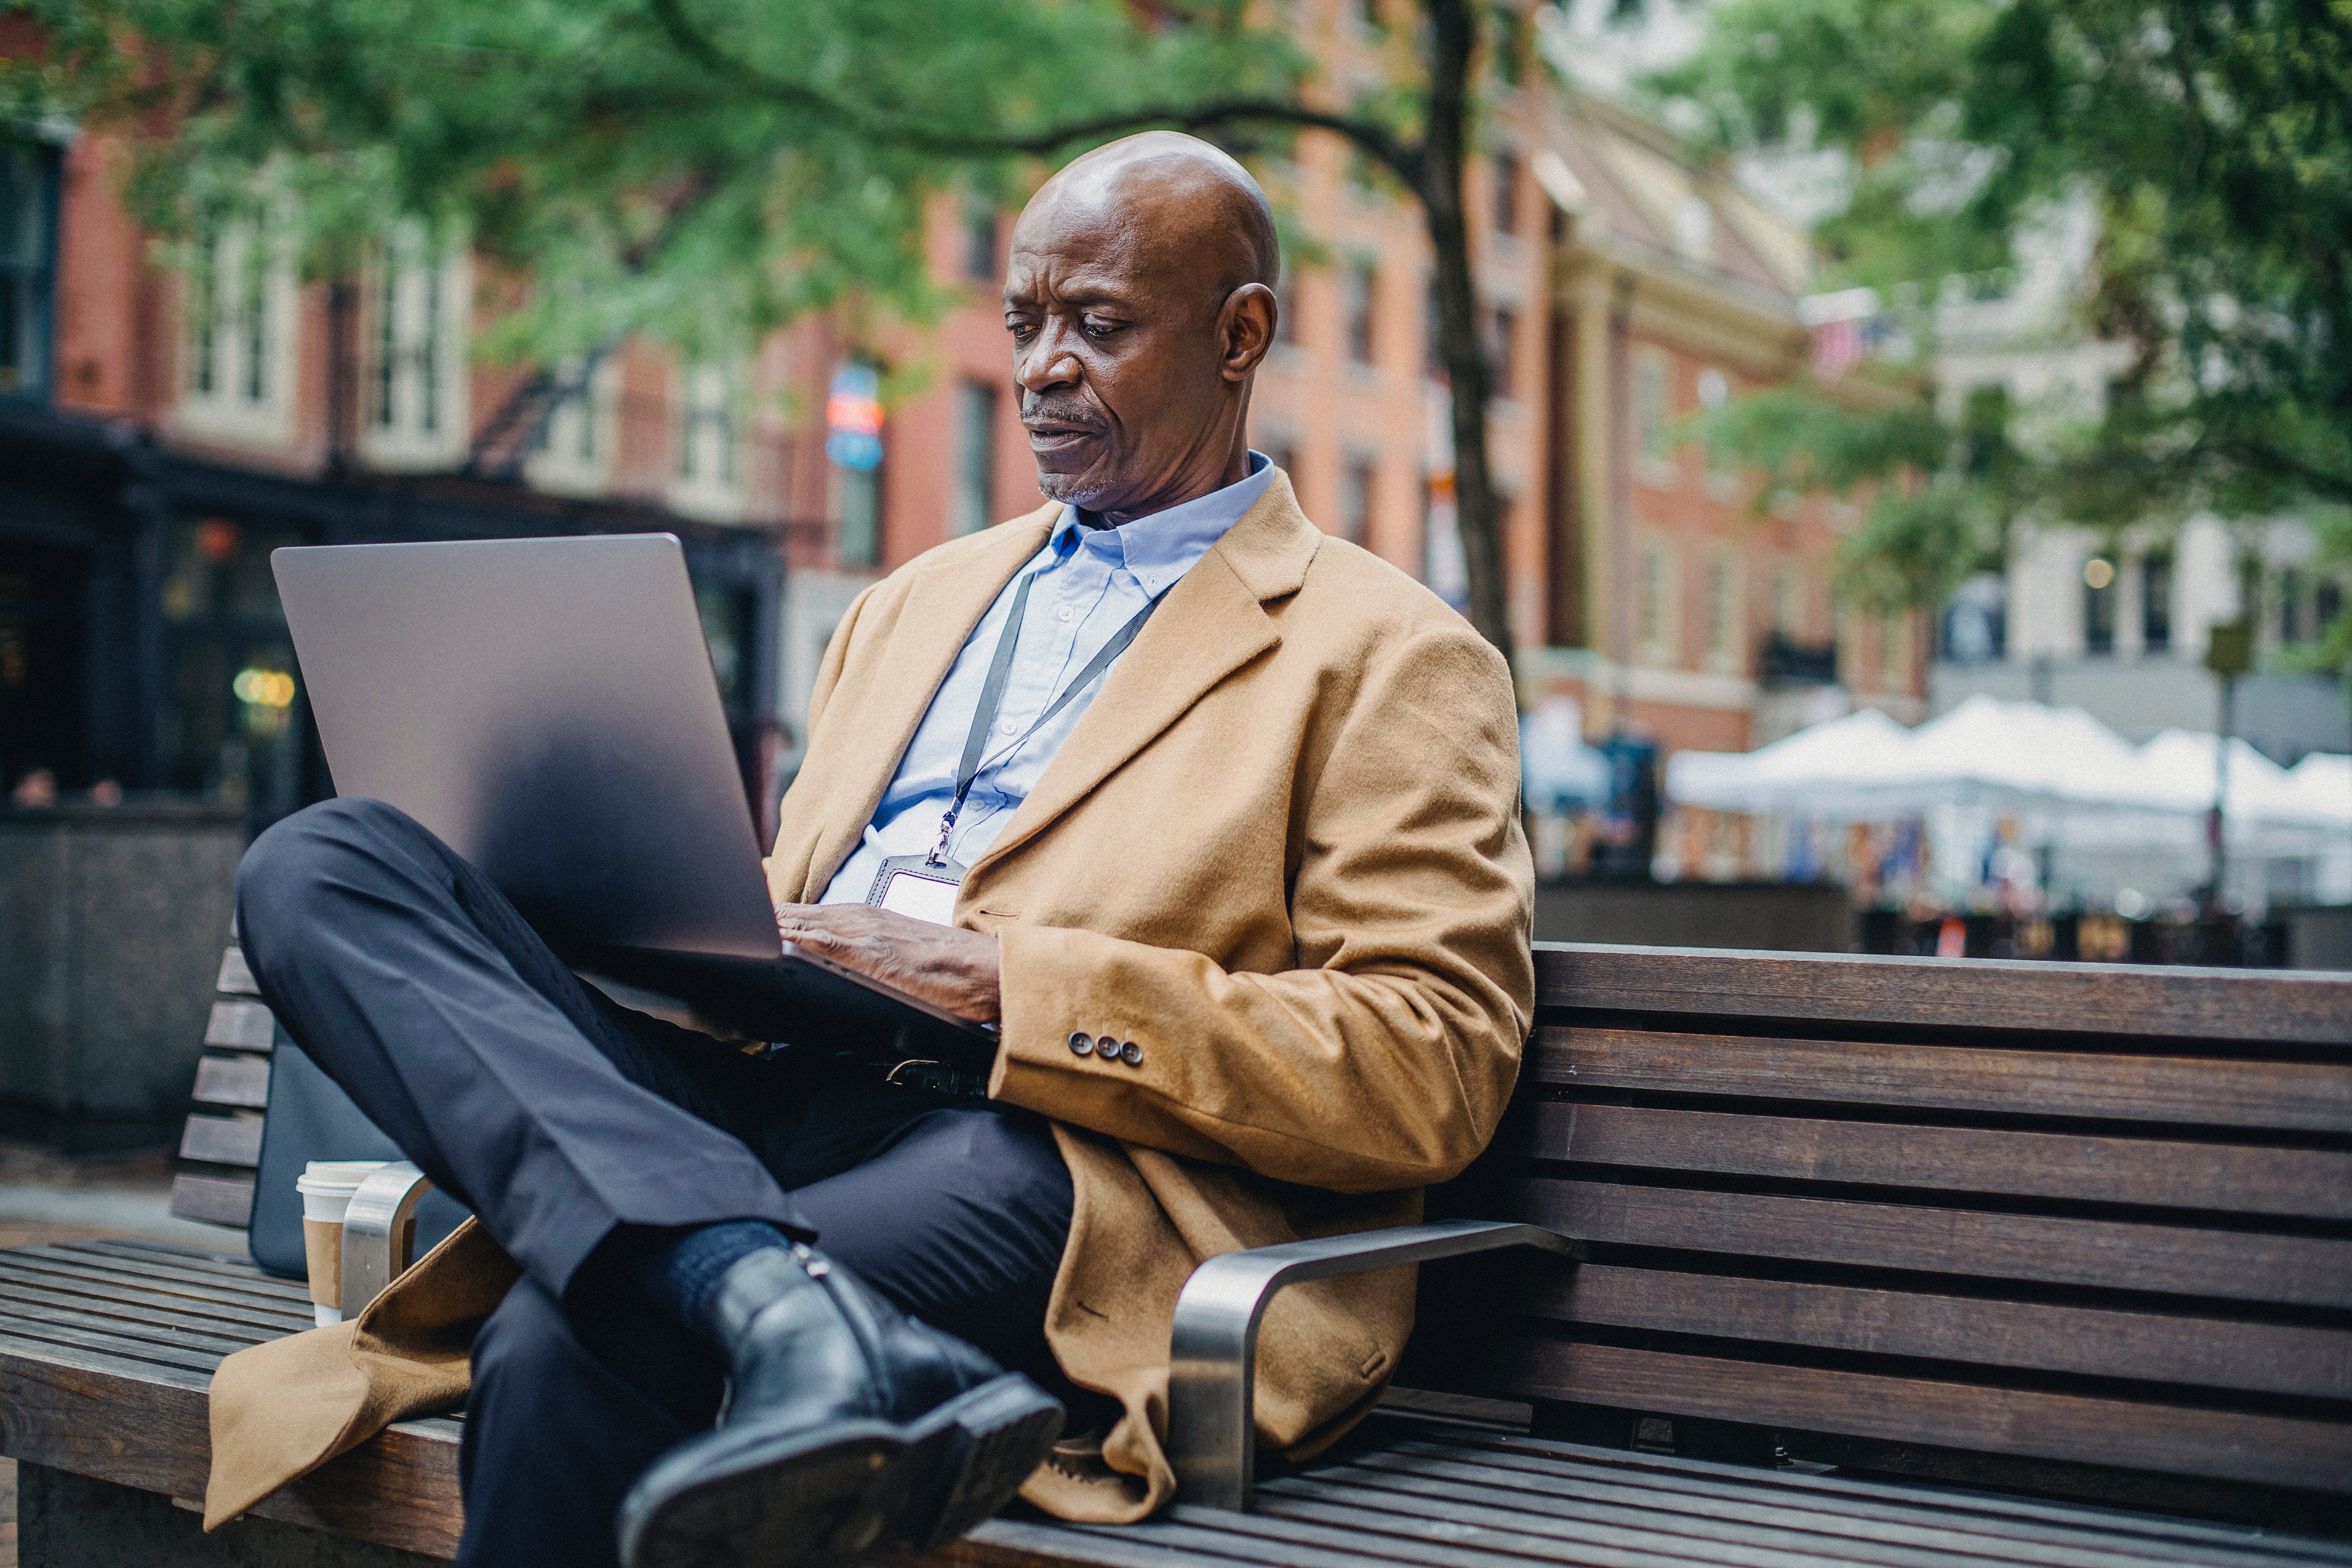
xmin=25 ymin=0 xmax=1303 ymax=361
xmin=1650 ymin=0 xmax=2352 ymax=619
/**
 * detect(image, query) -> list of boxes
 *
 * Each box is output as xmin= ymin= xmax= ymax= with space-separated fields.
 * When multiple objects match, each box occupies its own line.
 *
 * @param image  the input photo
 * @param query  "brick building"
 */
xmin=2 ymin=4 xmax=1911 ymax=835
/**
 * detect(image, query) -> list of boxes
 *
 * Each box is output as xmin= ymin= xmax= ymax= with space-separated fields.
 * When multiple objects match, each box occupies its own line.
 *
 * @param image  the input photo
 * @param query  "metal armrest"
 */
xmin=1166 ymin=1218 xmax=1579 ymax=1511
xmin=340 ymin=1161 xmax=436 ymax=1320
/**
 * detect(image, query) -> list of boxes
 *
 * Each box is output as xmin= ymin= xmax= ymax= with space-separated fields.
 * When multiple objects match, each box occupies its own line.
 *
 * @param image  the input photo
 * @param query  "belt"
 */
xmin=750 ymin=1042 xmax=991 ymax=1100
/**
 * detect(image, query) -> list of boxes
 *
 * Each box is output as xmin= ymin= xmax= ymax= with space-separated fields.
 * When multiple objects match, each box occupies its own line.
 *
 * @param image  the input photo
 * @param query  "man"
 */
xmin=223 ymin=132 xmax=1532 ymax=1568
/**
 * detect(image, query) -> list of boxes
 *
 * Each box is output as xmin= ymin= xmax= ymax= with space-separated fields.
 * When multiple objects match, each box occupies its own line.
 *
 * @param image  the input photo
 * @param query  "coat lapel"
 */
xmin=972 ymin=474 xmax=1322 ymax=875
xmin=798 ymin=509 xmax=1057 ymax=897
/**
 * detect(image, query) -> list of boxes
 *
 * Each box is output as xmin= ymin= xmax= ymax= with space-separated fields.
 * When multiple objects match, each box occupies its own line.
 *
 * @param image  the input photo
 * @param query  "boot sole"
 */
xmin=617 ymin=1373 xmax=1062 ymax=1568
xmin=893 ymin=1374 xmax=1067 ymax=1553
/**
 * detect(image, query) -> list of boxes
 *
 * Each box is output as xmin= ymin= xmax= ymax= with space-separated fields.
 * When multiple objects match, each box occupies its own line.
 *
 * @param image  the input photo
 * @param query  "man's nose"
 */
xmin=1018 ymin=320 xmax=1082 ymax=394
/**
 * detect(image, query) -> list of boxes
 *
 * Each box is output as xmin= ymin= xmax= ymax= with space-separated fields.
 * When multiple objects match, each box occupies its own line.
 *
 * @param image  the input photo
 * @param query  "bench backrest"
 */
xmin=1413 ymin=943 xmax=2352 ymax=1507
xmin=171 ymin=945 xmax=270 ymax=1227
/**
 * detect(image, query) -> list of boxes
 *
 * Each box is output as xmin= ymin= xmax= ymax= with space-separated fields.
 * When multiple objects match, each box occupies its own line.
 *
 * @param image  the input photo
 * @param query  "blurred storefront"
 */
xmin=1 ymin=404 xmax=781 ymax=843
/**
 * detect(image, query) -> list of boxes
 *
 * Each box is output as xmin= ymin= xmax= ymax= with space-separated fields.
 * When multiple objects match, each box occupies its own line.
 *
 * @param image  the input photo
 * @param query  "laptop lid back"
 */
xmin=272 ymin=535 xmax=779 ymax=960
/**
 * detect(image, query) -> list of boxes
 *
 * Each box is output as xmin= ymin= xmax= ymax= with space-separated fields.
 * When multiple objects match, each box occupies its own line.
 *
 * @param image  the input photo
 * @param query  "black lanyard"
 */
xmin=926 ymin=569 xmax=1167 ymax=867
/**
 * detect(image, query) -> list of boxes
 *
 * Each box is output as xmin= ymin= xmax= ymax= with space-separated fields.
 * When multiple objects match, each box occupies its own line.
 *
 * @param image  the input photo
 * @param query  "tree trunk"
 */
xmin=1421 ymin=0 xmax=1512 ymax=665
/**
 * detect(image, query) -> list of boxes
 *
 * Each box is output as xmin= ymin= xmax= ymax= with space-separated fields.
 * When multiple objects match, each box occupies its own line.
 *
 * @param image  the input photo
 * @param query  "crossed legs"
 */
xmin=237 ymin=799 xmax=1080 ymax=1568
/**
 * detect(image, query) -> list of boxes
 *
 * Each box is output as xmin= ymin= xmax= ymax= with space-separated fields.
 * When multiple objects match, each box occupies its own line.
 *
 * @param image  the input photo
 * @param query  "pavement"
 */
xmin=0 ymin=1139 xmax=241 ymax=1564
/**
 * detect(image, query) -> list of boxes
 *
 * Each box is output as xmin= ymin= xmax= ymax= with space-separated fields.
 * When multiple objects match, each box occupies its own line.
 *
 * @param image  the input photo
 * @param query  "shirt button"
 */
xmin=998 ymin=718 xmax=1019 ymax=735
xmin=1120 ymin=1041 xmax=1142 ymax=1066
xmin=1056 ymin=604 xmax=1075 ymax=623
xmin=1068 ymin=1033 xmax=1094 ymax=1056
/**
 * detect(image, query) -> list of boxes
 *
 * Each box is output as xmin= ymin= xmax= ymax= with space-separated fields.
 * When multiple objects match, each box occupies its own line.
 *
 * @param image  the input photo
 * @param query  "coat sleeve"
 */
xmin=989 ymin=622 xmax=1534 ymax=1194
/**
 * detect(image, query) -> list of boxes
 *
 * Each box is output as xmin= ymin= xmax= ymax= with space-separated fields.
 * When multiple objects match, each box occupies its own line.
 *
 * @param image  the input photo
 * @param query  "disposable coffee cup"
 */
xmin=296 ymin=1161 xmax=391 ymax=1328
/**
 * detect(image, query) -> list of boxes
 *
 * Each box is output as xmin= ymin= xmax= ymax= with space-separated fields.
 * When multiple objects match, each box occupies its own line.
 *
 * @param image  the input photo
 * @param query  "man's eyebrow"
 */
xmin=1002 ymin=280 xmax=1140 ymax=312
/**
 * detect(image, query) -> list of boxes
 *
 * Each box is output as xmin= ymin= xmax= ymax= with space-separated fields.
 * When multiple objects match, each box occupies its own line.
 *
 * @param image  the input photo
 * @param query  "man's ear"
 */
xmin=1219 ymin=283 xmax=1277 ymax=382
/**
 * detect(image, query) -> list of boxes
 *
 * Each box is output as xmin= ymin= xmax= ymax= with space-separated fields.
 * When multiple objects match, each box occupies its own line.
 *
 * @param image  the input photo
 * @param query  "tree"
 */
xmin=1647 ymin=0 xmax=2352 ymax=636
xmin=7 ymin=0 xmax=1529 ymax=658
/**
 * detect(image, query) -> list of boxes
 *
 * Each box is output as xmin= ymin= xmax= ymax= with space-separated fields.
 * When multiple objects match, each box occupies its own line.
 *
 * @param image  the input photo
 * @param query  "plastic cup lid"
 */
xmin=296 ymin=1160 xmax=393 ymax=1193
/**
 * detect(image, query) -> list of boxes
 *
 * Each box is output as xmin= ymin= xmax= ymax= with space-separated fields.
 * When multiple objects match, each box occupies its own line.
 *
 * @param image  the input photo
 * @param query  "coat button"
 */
xmin=1120 ymin=1041 xmax=1142 ymax=1066
xmin=1068 ymin=1033 xmax=1094 ymax=1056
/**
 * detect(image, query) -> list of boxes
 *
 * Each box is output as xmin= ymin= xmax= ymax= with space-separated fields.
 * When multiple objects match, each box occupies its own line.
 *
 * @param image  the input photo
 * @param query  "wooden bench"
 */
xmin=2 ymin=942 xmax=2347 ymax=1566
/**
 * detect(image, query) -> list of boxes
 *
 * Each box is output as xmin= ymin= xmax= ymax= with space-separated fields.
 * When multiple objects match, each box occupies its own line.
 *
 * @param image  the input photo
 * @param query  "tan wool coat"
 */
xmin=204 ymin=472 xmax=1535 ymax=1531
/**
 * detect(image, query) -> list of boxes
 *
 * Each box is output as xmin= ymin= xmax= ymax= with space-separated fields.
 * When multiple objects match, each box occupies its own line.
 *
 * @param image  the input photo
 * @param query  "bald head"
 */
xmin=1004 ymin=132 xmax=1282 ymax=521
xmin=1029 ymin=132 xmax=1280 ymax=302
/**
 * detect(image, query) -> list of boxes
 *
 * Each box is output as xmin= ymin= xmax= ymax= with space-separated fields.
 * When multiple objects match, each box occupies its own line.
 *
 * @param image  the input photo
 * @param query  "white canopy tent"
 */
xmin=1662 ymin=697 xmax=2352 ymax=908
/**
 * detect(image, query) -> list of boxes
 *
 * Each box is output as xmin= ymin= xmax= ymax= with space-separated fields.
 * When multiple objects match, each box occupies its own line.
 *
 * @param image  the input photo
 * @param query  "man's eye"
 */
xmin=1082 ymin=319 xmax=1123 ymax=340
xmin=1006 ymin=320 xmax=1036 ymax=341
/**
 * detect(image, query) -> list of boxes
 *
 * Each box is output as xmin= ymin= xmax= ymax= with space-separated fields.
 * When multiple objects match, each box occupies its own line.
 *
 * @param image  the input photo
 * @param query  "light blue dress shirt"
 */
xmin=820 ymin=452 xmax=1277 ymax=907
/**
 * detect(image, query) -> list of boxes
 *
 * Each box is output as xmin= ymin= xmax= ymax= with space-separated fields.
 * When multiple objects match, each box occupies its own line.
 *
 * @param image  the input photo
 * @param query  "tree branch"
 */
xmin=646 ymin=0 xmax=1425 ymax=190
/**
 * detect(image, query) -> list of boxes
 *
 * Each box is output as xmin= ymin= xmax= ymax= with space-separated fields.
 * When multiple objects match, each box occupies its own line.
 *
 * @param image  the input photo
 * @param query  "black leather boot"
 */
xmin=616 ymin=1244 xmax=1063 ymax=1568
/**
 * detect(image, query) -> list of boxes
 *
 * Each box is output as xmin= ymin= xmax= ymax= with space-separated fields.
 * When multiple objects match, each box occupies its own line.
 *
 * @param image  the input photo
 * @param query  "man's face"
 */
xmin=1003 ymin=183 xmax=1245 ymax=518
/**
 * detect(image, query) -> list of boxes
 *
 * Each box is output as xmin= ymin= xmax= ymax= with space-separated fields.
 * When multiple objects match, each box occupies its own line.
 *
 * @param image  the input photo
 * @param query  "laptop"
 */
xmin=271 ymin=534 xmax=996 ymax=1075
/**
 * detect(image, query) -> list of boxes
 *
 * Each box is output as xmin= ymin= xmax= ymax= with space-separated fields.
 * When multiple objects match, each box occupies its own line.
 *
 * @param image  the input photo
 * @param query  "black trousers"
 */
xmin=236 ymin=798 xmax=1083 ymax=1568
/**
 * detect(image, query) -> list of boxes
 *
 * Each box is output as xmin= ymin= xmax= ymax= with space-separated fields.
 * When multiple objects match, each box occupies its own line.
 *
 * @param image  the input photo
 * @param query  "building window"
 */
xmin=1637 ymin=536 xmax=1677 ymax=664
xmin=363 ymin=233 xmax=469 ymax=467
xmin=953 ymin=380 xmax=997 ymax=536
xmin=1944 ymin=572 xmax=2006 ymax=664
xmin=526 ymin=355 xmax=619 ymax=496
xmin=2083 ymin=555 xmax=2117 ymax=655
xmin=964 ymin=202 xmax=998 ymax=282
xmin=180 ymin=224 xmax=298 ymax=446
xmin=1486 ymin=306 xmax=1517 ymax=399
xmin=2141 ymin=550 xmax=2172 ymax=652
xmin=1492 ymin=149 xmax=1520 ymax=237
xmin=1340 ymin=457 xmax=1375 ymax=544
xmin=1343 ymin=260 xmax=1377 ymax=367
xmin=1773 ymin=564 xmax=1808 ymax=639
xmin=1634 ymin=347 xmax=1676 ymax=486
xmin=0 ymin=140 xmax=58 ymax=401
xmin=675 ymin=364 xmax=736 ymax=485
xmin=2278 ymin=567 xmax=2305 ymax=644
xmin=837 ymin=464 xmax=882 ymax=568
xmin=1703 ymin=550 xmax=1742 ymax=670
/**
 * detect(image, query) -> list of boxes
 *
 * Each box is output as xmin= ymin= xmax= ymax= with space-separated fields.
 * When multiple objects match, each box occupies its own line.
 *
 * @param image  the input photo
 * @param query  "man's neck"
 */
xmin=1090 ymin=442 xmax=1255 ymax=529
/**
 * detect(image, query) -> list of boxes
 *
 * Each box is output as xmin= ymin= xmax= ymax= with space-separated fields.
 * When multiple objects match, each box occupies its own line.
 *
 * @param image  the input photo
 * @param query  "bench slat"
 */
xmin=177 ymin=1111 xmax=265 ymax=1169
xmin=190 ymin=1055 xmax=271 ymax=1110
xmin=1428 ymin=1263 xmax=2352 ymax=1400
xmin=0 ymin=1303 xmax=243 ymax=1377
xmin=1296 ymin=1450 xmax=2338 ymax=1568
xmin=1514 ymin=1180 xmax=2352 ymax=1307
xmin=0 ymin=1247 xmax=310 ymax=1310
xmin=0 ymin=1301 xmax=272 ymax=1370
xmin=1369 ymin=1436 xmax=2352 ymax=1564
xmin=0 ymin=1250 xmax=313 ymax=1326
xmin=1530 ymin=1030 xmax=2352 ymax=1133
xmin=1533 ymin=945 xmax=2352 ymax=1045
xmin=203 ymin=1000 xmax=276 ymax=1052
xmin=168 ymin=1169 xmax=257 ymax=1227
xmin=167 ymin=1169 xmax=255 ymax=1226
xmin=1450 ymin=1339 xmax=2352 ymax=1495
xmin=0 ymin=1268 xmax=306 ymax=1343
xmin=1512 ymin=1103 xmax=2352 ymax=1219
xmin=216 ymin=946 xmax=260 ymax=996
xmin=10 ymin=1241 xmax=308 ymax=1298
xmin=1289 ymin=1476 xmax=2164 ymax=1568
xmin=0 ymin=1282 xmax=300 ymax=1357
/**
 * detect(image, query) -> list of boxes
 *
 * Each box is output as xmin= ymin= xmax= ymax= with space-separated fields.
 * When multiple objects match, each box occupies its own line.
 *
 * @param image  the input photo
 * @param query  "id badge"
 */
xmin=866 ymin=853 xmax=966 ymax=927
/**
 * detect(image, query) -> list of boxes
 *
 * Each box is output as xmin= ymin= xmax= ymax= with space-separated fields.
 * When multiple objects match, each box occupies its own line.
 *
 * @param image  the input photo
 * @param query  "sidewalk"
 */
xmin=0 ymin=1140 xmax=240 ymax=1564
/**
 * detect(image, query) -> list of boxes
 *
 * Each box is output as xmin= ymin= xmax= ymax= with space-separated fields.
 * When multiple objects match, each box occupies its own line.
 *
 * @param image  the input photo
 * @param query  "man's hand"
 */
xmin=774 ymin=903 xmax=1003 ymax=1026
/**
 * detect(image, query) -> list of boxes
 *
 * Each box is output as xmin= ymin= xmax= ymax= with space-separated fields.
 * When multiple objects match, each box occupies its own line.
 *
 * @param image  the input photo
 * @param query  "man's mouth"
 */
xmin=1024 ymin=424 xmax=1099 ymax=456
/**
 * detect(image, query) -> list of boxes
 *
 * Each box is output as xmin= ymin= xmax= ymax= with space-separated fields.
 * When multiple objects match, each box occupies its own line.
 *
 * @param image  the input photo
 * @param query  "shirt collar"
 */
xmin=1047 ymin=451 xmax=1275 ymax=599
